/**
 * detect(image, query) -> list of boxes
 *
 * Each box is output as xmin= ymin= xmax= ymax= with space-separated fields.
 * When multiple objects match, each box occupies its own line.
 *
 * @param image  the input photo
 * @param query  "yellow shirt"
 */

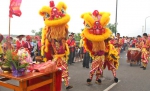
xmin=79 ymin=39 xmax=83 ymax=47
xmin=0 ymin=43 xmax=3 ymax=54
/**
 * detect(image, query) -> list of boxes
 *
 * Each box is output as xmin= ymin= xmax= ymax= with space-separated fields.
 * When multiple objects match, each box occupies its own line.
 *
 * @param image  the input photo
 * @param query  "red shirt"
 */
xmin=16 ymin=40 xmax=25 ymax=50
xmin=122 ymin=38 xmax=124 ymax=44
xmin=132 ymin=39 xmax=136 ymax=44
xmin=67 ymin=39 xmax=76 ymax=52
xmin=23 ymin=41 xmax=33 ymax=53
xmin=110 ymin=39 xmax=114 ymax=44
xmin=83 ymin=47 xmax=87 ymax=53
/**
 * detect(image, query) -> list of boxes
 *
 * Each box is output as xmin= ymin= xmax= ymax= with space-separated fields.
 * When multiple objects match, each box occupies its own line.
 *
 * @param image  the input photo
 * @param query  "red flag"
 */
xmin=9 ymin=0 xmax=22 ymax=18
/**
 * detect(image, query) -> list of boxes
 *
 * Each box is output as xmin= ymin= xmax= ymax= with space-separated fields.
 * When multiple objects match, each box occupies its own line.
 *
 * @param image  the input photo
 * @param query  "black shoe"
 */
xmin=87 ymin=78 xmax=91 ymax=85
xmin=72 ymin=62 xmax=75 ymax=63
xmin=66 ymin=85 xmax=73 ymax=89
xmin=140 ymin=66 xmax=144 ymax=68
xmin=95 ymin=79 xmax=101 ymax=85
xmin=143 ymin=67 xmax=146 ymax=70
xmin=114 ymin=77 xmax=118 ymax=83
xmin=86 ymin=67 xmax=89 ymax=68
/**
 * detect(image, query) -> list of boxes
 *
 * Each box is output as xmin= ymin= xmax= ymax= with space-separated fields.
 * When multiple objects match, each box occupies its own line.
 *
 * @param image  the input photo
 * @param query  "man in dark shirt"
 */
xmin=71 ymin=32 xmax=76 ymax=63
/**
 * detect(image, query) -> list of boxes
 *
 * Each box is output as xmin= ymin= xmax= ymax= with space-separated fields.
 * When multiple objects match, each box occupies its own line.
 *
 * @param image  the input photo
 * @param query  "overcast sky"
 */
xmin=0 ymin=0 xmax=150 ymax=37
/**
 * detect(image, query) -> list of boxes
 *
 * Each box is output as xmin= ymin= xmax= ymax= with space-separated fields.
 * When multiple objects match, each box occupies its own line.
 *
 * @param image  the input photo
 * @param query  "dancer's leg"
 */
xmin=96 ymin=68 xmax=101 ymax=81
xmin=61 ymin=61 xmax=73 ymax=89
xmin=87 ymin=64 xmax=97 ymax=84
xmin=112 ymin=69 xmax=116 ymax=77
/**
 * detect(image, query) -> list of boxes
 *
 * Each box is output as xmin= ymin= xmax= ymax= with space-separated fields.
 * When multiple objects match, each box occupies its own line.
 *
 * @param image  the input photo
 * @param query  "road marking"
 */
xmin=103 ymin=80 xmax=121 ymax=91
xmin=62 ymin=77 xmax=71 ymax=81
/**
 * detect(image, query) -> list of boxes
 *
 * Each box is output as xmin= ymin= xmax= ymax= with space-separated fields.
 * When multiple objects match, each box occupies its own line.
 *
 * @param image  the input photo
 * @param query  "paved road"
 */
xmin=61 ymin=51 xmax=150 ymax=91
xmin=1 ymin=51 xmax=150 ymax=91
xmin=61 ymin=62 xmax=115 ymax=91
xmin=110 ymin=51 xmax=150 ymax=91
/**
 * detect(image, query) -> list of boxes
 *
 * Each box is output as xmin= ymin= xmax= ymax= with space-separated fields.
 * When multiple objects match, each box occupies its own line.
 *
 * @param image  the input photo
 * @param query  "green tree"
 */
xmin=31 ymin=29 xmax=36 ymax=34
xmin=74 ymin=33 xmax=81 ymax=41
xmin=35 ymin=28 xmax=42 ymax=36
xmin=107 ymin=23 xmax=117 ymax=34
xmin=31 ymin=28 xmax=42 ymax=37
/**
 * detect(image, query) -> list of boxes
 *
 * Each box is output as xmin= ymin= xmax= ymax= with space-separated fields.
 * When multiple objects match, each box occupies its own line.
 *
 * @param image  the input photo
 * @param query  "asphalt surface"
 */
xmin=110 ymin=51 xmax=150 ymax=91
xmin=61 ymin=51 xmax=150 ymax=91
xmin=1 ymin=51 xmax=150 ymax=91
xmin=61 ymin=62 xmax=114 ymax=91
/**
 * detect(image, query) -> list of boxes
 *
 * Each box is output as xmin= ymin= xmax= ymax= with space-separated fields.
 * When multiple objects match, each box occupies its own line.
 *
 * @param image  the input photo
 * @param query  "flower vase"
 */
xmin=12 ymin=68 xmax=26 ymax=77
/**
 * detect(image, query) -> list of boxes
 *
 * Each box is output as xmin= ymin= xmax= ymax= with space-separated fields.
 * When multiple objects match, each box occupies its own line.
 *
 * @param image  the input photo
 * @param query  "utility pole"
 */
xmin=142 ymin=26 xmax=144 ymax=35
xmin=145 ymin=16 xmax=150 ymax=33
xmin=115 ymin=0 xmax=118 ymax=36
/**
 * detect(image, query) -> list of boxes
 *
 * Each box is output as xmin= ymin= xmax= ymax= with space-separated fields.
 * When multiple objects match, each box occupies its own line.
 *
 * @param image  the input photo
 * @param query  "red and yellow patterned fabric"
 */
xmin=104 ymin=42 xmax=119 ymax=77
xmin=114 ymin=38 xmax=123 ymax=55
xmin=29 ymin=1 xmax=71 ymax=90
xmin=135 ymin=38 xmax=143 ymax=49
xmin=140 ymin=38 xmax=150 ymax=68
xmin=141 ymin=48 xmax=149 ymax=67
xmin=81 ymin=10 xmax=112 ymax=82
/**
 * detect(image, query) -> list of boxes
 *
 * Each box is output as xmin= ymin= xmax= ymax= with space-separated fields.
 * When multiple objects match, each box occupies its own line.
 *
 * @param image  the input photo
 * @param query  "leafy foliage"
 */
xmin=74 ymin=33 xmax=81 ymax=41
xmin=107 ymin=23 xmax=117 ymax=34
xmin=3 ymin=50 xmax=28 ymax=70
xmin=31 ymin=28 xmax=42 ymax=37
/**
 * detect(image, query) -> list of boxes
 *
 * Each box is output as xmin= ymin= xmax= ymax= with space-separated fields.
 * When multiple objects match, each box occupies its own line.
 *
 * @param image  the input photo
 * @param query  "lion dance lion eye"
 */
xmin=85 ymin=24 xmax=90 ymax=28
xmin=61 ymin=8 xmax=66 ymax=14
xmin=84 ymin=22 xmax=91 ymax=29
xmin=44 ymin=13 xmax=50 ymax=19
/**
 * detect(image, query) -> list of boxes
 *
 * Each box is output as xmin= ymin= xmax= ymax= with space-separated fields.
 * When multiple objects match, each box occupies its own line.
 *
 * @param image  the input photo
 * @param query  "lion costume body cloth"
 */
xmin=41 ymin=0 xmax=71 ymax=86
xmin=81 ymin=10 xmax=112 ymax=83
xmin=104 ymin=41 xmax=119 ymax=78
xmin=29 ymin=1 xmax=71 ymax=91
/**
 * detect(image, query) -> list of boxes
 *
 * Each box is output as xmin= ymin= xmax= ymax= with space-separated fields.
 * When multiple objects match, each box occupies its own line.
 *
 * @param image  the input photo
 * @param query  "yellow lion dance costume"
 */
xmin=104 ymin=37 xmax=119 ymax=83
xmin=81 ymin=10 xmax=119 ymax=84
xmin=39 ymin=0 xmax=72 ymax=89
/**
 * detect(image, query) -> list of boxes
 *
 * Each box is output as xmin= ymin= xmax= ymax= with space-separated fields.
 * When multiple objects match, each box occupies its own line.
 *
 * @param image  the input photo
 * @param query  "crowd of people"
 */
xmin=0 ymin=31 xmax=149 ymax=90
xmin=66 ymin=32 xmax=150 ymax=71
xmin=0 ymin=34 xmax=41 ymax=61
xmin=0 ymin=32 xmax=149 ymax=68
xmin=67 ymin=33 xmax=150 ymax=70
xmin=0 ymin=32 xmax=88 ymax=67
xmin=66 ymin=33 xmax=92 ymax=68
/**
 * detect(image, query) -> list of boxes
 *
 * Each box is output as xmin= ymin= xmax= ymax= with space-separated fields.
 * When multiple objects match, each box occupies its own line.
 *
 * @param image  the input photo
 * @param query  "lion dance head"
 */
xmin=81 ymin=10 xmax=112 ymax=54
xmin=39 ymin=0 xmax=70 ymax=60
